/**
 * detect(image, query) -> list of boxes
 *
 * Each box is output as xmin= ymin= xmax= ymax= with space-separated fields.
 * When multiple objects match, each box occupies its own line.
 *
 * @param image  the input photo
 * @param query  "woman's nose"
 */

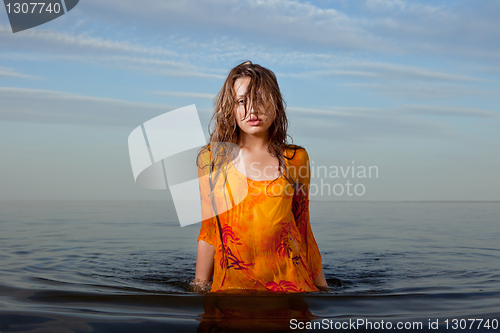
xmin=249 ymin=107 xmax=263 ymax=116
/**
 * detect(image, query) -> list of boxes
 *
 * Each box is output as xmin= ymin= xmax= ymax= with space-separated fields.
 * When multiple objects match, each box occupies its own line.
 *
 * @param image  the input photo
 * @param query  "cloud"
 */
xmin=107 ymin=56 xmax=225 ymax=79
xmin=284 ymin=61 xmax=485 ymax=82
xmin=0 ymin=85 xmax=496 ymax=155
xmin=0 ymin=66 xmax=40 ymax=80
xmin=0 ymin=86 xmax=176 ymax=127
xmin=403 ymin=105 xmax=499 ymax=118
xmin=287 ymin=106 xmax=382 ymax=117
xmin=286 ymin=102 xmax=498 ymax=142
xmin=288 ymin=106 xmax=450 ymax=143
xmin=4 ymin=0 xmax=499 ymax=69
xmin=358 ymin=0 xmax=500 ymax=61
xmin=356 ymin=62 xmax=487 ymax=82
xmin=82 ymin=0 xmax=389 ymax=52
xmin=2 ymin=2 xmax=495 ymax=84
xmin=340 ymin=82 xmax=496 ymax=100
xmin=72 ymin=0 xmax=500 ymax=65
xmin=0 ymin=86 xmax=450 ymax=137
xmin=0 ymin=24 xmax=226 ymax=79
xmin=148 ymin=91 xmax=216 ymax=100
xmin=280 ymin=70 xmax=378 ymax=79
xmin=0 ymin=24 xmax=176 ymax=56
xmin=289 ymin=103 xmax=498 ymax=119
xmin=363 ymin=0 xmax=442 ymax=14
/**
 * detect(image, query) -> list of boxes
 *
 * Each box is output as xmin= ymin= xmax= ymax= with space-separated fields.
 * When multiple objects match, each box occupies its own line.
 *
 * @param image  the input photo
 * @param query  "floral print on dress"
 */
xmin=218 ymin=225 xmax=251 ymax=270
xmin=221 ymin=225 xmax=242 ymax=246
xmin=224 ymin=246 xmax=252 ymax=270
xmin=292 ymin=182 xmax=308 ymax=237
xmin=265 ymin=280 xmax=303 ymax=292
xmin=276 ymin=220 xmax=301 ymax=265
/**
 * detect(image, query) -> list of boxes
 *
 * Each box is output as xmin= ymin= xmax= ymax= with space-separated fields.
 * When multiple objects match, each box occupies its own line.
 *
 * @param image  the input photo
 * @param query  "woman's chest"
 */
xmin=226 ymin=185 xmax=295 ymax=239
xmin=232 ymin=152 xmax=281 ymax=181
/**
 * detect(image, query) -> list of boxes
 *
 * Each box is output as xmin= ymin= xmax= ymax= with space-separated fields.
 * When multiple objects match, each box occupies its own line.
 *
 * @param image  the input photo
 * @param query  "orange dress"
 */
xmin=197 ymin=145 xmax=322 ymax=293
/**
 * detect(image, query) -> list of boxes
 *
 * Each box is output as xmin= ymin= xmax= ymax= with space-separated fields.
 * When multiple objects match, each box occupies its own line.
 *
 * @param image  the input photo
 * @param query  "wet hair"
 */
xmin=199 ymin=60 xmax=303 ymax=191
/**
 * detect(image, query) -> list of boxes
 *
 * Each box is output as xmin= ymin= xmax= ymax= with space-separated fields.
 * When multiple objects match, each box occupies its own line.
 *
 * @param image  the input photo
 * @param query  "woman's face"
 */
xmin=233 ymin=77 xmax=274 ymax=138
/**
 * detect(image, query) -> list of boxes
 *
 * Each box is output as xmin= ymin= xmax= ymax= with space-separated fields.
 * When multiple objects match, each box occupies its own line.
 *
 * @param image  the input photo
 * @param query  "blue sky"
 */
xmin=0 ymin=0 xmax=499 ymax=201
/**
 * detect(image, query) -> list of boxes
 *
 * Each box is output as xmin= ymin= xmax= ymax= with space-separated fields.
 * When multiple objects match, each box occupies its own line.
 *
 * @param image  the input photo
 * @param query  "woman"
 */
xmin=192 ymin=61 xmax=327 ymax=292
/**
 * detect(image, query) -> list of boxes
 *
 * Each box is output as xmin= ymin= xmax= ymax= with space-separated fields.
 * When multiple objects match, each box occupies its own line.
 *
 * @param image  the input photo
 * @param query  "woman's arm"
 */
xmin=191 ymin=240 xmax=215 ymax=292
xmin=195 ymin=239 xmax=215 ymax=281
xmin=314 ymin=267 xmax=328 ymax=290
xmin=193 ymin=147 xmax=216 ymax=291
xmin=292 ymin=148 xmax=328 ymax=291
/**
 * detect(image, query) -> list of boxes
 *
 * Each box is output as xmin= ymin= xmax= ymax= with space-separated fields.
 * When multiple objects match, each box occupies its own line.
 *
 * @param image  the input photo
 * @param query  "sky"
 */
xmin=0 ymin=0 xmax=499 ymax=201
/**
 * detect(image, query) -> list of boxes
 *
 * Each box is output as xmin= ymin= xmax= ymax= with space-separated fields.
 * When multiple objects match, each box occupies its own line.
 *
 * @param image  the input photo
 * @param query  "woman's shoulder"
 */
xmin=283 ymin=144 xmax=309 ymax=166
xmin=197 ymin=144 xmax=212 ymax=168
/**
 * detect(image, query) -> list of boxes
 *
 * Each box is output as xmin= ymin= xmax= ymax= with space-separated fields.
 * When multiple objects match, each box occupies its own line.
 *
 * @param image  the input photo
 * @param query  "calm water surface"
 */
xmin=0 ymin=201 xmax=499 ymax=332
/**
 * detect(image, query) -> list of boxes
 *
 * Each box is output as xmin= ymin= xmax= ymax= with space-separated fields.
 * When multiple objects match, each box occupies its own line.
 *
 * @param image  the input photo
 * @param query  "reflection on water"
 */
xmin=0 ymin=201 xmax=499 ymax=332
xmin=198 ymin=294 xmax=314 ymax=332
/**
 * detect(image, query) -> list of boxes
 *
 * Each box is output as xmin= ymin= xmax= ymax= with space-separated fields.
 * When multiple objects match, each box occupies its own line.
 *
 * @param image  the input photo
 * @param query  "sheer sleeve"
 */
xmin=197 ymin=146 xmax=216 ymax=247
xmin=291 ymin=149 xmax=323 ymax=279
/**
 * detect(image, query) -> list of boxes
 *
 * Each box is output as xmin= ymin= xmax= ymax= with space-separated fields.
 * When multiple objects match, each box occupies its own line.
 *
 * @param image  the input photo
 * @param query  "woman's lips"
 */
xmin=247 ymin=119 xmax=261 ymax=126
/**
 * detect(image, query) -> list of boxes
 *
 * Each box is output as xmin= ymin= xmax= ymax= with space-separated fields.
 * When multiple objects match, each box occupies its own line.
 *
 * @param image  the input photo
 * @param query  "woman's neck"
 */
xmin=237 ymin=132 xmax=269 ymax=153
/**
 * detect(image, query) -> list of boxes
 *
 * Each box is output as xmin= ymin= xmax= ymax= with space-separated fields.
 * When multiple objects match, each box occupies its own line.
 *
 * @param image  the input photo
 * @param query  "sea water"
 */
xmin=0 ymin=201 xmax=499 ymax=332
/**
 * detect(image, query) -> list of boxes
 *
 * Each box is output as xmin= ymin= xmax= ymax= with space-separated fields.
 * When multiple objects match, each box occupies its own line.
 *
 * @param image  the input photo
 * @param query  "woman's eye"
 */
xmin=238 ymin=100 xmax=244 ymax=104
